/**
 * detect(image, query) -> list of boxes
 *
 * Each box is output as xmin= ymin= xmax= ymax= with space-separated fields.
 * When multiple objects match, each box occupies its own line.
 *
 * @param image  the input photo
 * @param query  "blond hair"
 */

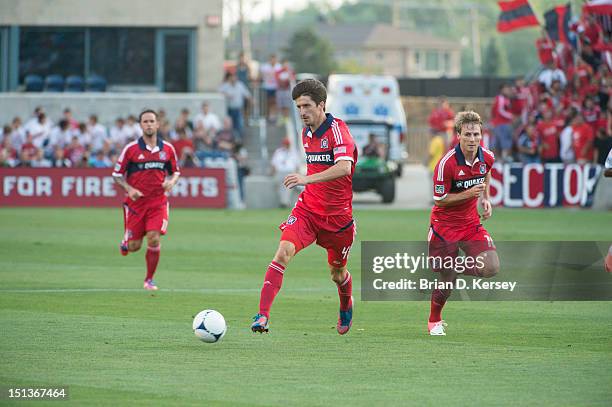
xmin=454 ymin=111 xmax=483 ymax=134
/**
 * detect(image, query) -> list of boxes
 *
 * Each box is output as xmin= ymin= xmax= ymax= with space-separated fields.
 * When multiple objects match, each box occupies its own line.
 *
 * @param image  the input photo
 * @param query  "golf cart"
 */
xmin=346 ymin=119 xmax=399 ymax=203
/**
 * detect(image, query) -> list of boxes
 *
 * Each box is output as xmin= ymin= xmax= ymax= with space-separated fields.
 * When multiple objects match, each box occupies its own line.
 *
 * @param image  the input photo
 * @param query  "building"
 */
xmin=0 ymin=0 xmax=224 ymax=92
xmin=244 ymin=23 xmax=461 ymax=78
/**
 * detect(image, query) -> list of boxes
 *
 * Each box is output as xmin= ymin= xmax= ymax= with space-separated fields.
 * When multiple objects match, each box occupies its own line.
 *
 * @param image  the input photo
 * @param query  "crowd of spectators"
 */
xmin=0 ymin=103 xmax=247 ymax=171
xmin=429 ymin=12 xmax=612 ymax=167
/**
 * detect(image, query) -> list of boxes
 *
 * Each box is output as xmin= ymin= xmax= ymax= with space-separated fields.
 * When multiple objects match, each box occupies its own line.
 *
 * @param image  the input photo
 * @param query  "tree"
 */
xmin=482 ymin=37 xmax=510 ymax=76
xmin=283 ymin=28 xmax=337 ymax=77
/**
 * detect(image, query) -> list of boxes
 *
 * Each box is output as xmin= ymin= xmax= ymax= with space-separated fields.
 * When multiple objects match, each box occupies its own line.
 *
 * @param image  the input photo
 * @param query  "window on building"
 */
xmin=425 ymin=51 xmax=439 ymax=71
xmin=90 ymin=28 xmax=155 ymax=85
xmin=443 ymin=52 xmax=451 ymax=73
xmin=19 ymin=28 xmax=85 ymax=82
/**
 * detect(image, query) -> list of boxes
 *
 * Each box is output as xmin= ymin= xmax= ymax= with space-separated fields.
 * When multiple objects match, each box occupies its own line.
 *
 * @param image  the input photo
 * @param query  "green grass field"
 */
xmin=1 ymin=208 xmax=611 ymax=406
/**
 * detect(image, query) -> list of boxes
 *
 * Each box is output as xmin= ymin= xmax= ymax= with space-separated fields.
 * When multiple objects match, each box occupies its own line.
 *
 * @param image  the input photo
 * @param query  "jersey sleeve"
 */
xmin=165 ymin=143 xmax=180 ymax=175
xmin=112 ymin=144 xmax=131 ymax=177
xmin=432 ymin=156 xmax=453 ymax=201
xmin=331 ymin=121 xmax=356 ymax=163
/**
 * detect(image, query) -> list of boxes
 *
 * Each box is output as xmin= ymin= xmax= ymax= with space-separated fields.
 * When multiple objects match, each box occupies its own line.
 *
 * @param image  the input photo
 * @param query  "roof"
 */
xmin=236 ymin=23 xmax=459 ymax=58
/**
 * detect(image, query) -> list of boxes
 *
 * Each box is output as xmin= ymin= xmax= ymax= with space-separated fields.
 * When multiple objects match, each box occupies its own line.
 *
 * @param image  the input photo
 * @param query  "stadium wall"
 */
xmin=0 ymin=0 xmax=224 ymax=91
xmin=0 ymin=93 xmax=225 ymax=127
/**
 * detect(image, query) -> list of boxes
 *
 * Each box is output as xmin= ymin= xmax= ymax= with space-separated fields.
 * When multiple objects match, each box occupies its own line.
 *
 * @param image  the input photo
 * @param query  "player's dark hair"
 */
xmin=454 ymin=111 xmax=483 ymax=134
xmin=139 ymin=109 xmax=158 ymax=122
xmin=292 ymin=79 xmax=327 ymax=105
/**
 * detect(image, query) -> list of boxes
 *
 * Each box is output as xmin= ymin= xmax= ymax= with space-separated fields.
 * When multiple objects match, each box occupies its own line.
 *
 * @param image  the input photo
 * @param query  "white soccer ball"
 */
xmin=192 ymin=309 xmax=227 ymax=343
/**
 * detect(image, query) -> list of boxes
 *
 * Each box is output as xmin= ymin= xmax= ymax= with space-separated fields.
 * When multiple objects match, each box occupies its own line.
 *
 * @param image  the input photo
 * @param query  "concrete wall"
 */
xmin=0 ymin=93 xmax=225 ymax=127
xmin=0 ymin=0 xmax=224 ymax=91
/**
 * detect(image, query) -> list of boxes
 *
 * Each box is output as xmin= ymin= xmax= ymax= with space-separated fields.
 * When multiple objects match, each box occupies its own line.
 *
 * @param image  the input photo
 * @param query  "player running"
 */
xmin=112 ymin=109 xmax=180 ymax=290
xmin=251 ymin=79 xmax=357 ymax=335
xmin=427 ymin=111 xmax=500 ymax=336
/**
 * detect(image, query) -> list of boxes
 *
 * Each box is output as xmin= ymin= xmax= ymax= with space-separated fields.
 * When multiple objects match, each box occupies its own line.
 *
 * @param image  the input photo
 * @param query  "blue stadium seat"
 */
xmin=86 ymin=75 xmax=107 ymax=92
xmin=24 ymin=74 xmax=44 ymax=92
xmin=65 ymin=75 xmax=85 ymax=92
xmin=45 ymin=75 xmax=64 ymax=92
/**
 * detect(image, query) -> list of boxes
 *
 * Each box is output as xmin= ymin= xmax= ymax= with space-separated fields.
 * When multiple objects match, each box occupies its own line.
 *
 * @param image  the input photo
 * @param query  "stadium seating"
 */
xmin=86 ymin=75 xmax=107 ymax=92
xmin=24 ymin=74 xmax=44 ymax=92
xmin=45 ymin=75 xmax=65 ymax=92
xmin=65 ymin=75 xmax=85 ymax=92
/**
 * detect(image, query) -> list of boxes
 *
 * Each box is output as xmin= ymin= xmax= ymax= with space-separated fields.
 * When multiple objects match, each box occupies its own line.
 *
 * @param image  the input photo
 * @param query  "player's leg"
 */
xmin=143 ymin=230 xmax=161 ymax=290
xmin=461 ymin=225 xmax=499 ymax=278
xmin=120 ymin=203 xmax=145 ymax=255
xmin=252 ymin=211 xmax=316 ymax=332
xmin=427 ymin=224 xmax=458 ymax=336
xmin=318 ymin=219 xmax=355 ymax=335
xmin=142 ymin=203 xmax=169 ymax=290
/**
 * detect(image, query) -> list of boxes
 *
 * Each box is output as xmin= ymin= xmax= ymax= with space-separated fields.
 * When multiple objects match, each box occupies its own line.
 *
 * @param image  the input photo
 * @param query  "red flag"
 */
xmin=544 ymin=4 xmax=571 ymax=44
xmin=583 ymin=0 xmax=612 ymax=15
xmin=497 ymin=0 xmax=540 ymax=32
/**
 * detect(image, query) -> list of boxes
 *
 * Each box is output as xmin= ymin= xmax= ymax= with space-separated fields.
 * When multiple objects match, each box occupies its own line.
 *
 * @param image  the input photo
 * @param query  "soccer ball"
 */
xmin=192 ymin=309 xmax=227 ymax=343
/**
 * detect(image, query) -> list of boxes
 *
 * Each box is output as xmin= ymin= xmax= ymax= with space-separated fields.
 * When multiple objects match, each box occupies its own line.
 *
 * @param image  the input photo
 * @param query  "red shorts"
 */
xmin=123 ymin=200 xmax=169 ymax=242
xmin=427 ymin=222 xmax=496 ymax=271
xmin=279 ymin=206 xmax=355 ymax=267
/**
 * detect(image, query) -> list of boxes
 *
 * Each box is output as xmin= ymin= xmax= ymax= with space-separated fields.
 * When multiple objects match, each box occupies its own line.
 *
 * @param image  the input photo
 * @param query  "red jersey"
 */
xmin=536 ymin=37 xmax=555 ymax=65
xmin=490 ymin=95 xmax=514 ymax=126
xmin=536 ymin=121 xmax=560 ymax=160
xmin=572 ymin=123 xmax=595 ymax=161
xmin=297 ymin=113 xmax=357 ymax=216
xmin=113 ymin=137 xmax=180 ymax=204
xmin=428 ymin=107 xmax=455 ymax=133
xmin=431 ymin=145 xmax=495 ymax=227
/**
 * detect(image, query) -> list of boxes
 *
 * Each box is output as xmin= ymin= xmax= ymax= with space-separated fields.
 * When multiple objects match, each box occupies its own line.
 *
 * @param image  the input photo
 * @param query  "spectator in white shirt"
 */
xmin=110 ymin=118 xmax=129 ymax=150
xmin=219 ymin=72 xmax=252 ymax=138
xmin=270 ymin=137 xmax=299 ymax=207
xmin=194 ymin=103 xmax=222 ymax=134
xmin=124 ymin=115 xmax=143 ymax=142
xmin=260 ymin=54 xmax=281 ymax=121
xmin=538 ymin=63 xmax=568 ymax=90
xmin=87 ymin=114 xmax=108 ymax=152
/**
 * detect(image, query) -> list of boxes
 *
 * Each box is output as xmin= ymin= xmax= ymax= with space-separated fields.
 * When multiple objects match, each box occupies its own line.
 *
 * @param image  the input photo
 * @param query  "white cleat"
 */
xmin=428 ymin=320 xmax=447 ymax=336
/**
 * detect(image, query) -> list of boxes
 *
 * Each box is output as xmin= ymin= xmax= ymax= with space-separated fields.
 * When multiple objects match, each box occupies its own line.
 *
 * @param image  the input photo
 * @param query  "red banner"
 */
xmin=0 ymin=168 xmax=226 ymax=208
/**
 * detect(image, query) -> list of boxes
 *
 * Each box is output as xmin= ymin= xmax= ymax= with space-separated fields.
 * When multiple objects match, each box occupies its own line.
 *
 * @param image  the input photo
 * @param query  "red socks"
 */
xmin=145 ymin=245 xmax=161 ymax=281
xmin=429 ymin=288 xmax=450 ymax=323
xmin=259 ymin=261 xmax=285 ymax=318
xmin=336 ymin=271 xmax=353 ymax=311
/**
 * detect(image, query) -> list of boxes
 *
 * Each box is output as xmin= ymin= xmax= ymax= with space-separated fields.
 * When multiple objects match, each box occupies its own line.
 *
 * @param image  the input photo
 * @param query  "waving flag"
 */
xmin=583 ymin=0 xmax=612 ymax=15
xmin=497 ymin=0 xmax=540 ymax=32
xmin=544 ymin=4 xmax=571 ymax=44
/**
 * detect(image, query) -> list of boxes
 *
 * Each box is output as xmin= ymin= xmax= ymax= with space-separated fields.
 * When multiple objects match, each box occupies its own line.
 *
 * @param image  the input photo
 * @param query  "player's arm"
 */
xmin=113 ymin=174 xmax=143 ymax=201
xmin=162 ymin=144 xmax=181 ymax=192
xmin=480 ymin=172 xmax=493 ymax=219
xmin=162 ymin=172 xmax=180 ymax=192
xmin=112 ymin=150 xmax=143 ymax=200
xmin=284 ymin=160 xmax=350 ymax=189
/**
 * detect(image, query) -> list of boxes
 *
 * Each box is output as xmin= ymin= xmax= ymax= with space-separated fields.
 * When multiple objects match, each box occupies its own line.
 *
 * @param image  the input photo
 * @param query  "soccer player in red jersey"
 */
xmin=251 ymin=79 xmax=357 ymax=335
xmin=427 ymin=111 xmax=500 ymax=336
xmin=112 ymin=109 xmax=180 ymax=290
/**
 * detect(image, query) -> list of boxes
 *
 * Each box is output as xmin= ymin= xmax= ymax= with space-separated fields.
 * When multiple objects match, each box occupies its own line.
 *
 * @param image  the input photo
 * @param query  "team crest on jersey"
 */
xmin=321 ymin=138 xmax=328 ymax=149
xmin=435 ymin=185 xmax=444 ymax=194
xmin=159 ymin=151 xmax=167 ymax=160
xmin=479 ymin=164 xmax=486 ymax=174
xmin=287 ymin=215 xmax=297 ymax=225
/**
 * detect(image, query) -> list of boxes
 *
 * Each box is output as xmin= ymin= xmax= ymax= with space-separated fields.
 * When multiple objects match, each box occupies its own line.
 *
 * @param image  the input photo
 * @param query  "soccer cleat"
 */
xmin=120 ymin=241 xmax=129 ymax=256
xmin=251 ymin=313 xmax=269 ymax=333
xmin=336 ymin=296 xmax=354 ymax=335
xmin=428 ymin=320 xmax=447 ymax=336
xmin=143 ymin=279 xmax=158 ymax=291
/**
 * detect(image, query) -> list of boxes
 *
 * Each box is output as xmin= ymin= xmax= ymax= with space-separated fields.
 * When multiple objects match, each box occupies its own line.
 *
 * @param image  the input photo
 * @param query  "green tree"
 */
xmin=283 ymin=28 xmax=337 ymax=77
xmin=482 ymin=37 xmax=510 ymax=76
